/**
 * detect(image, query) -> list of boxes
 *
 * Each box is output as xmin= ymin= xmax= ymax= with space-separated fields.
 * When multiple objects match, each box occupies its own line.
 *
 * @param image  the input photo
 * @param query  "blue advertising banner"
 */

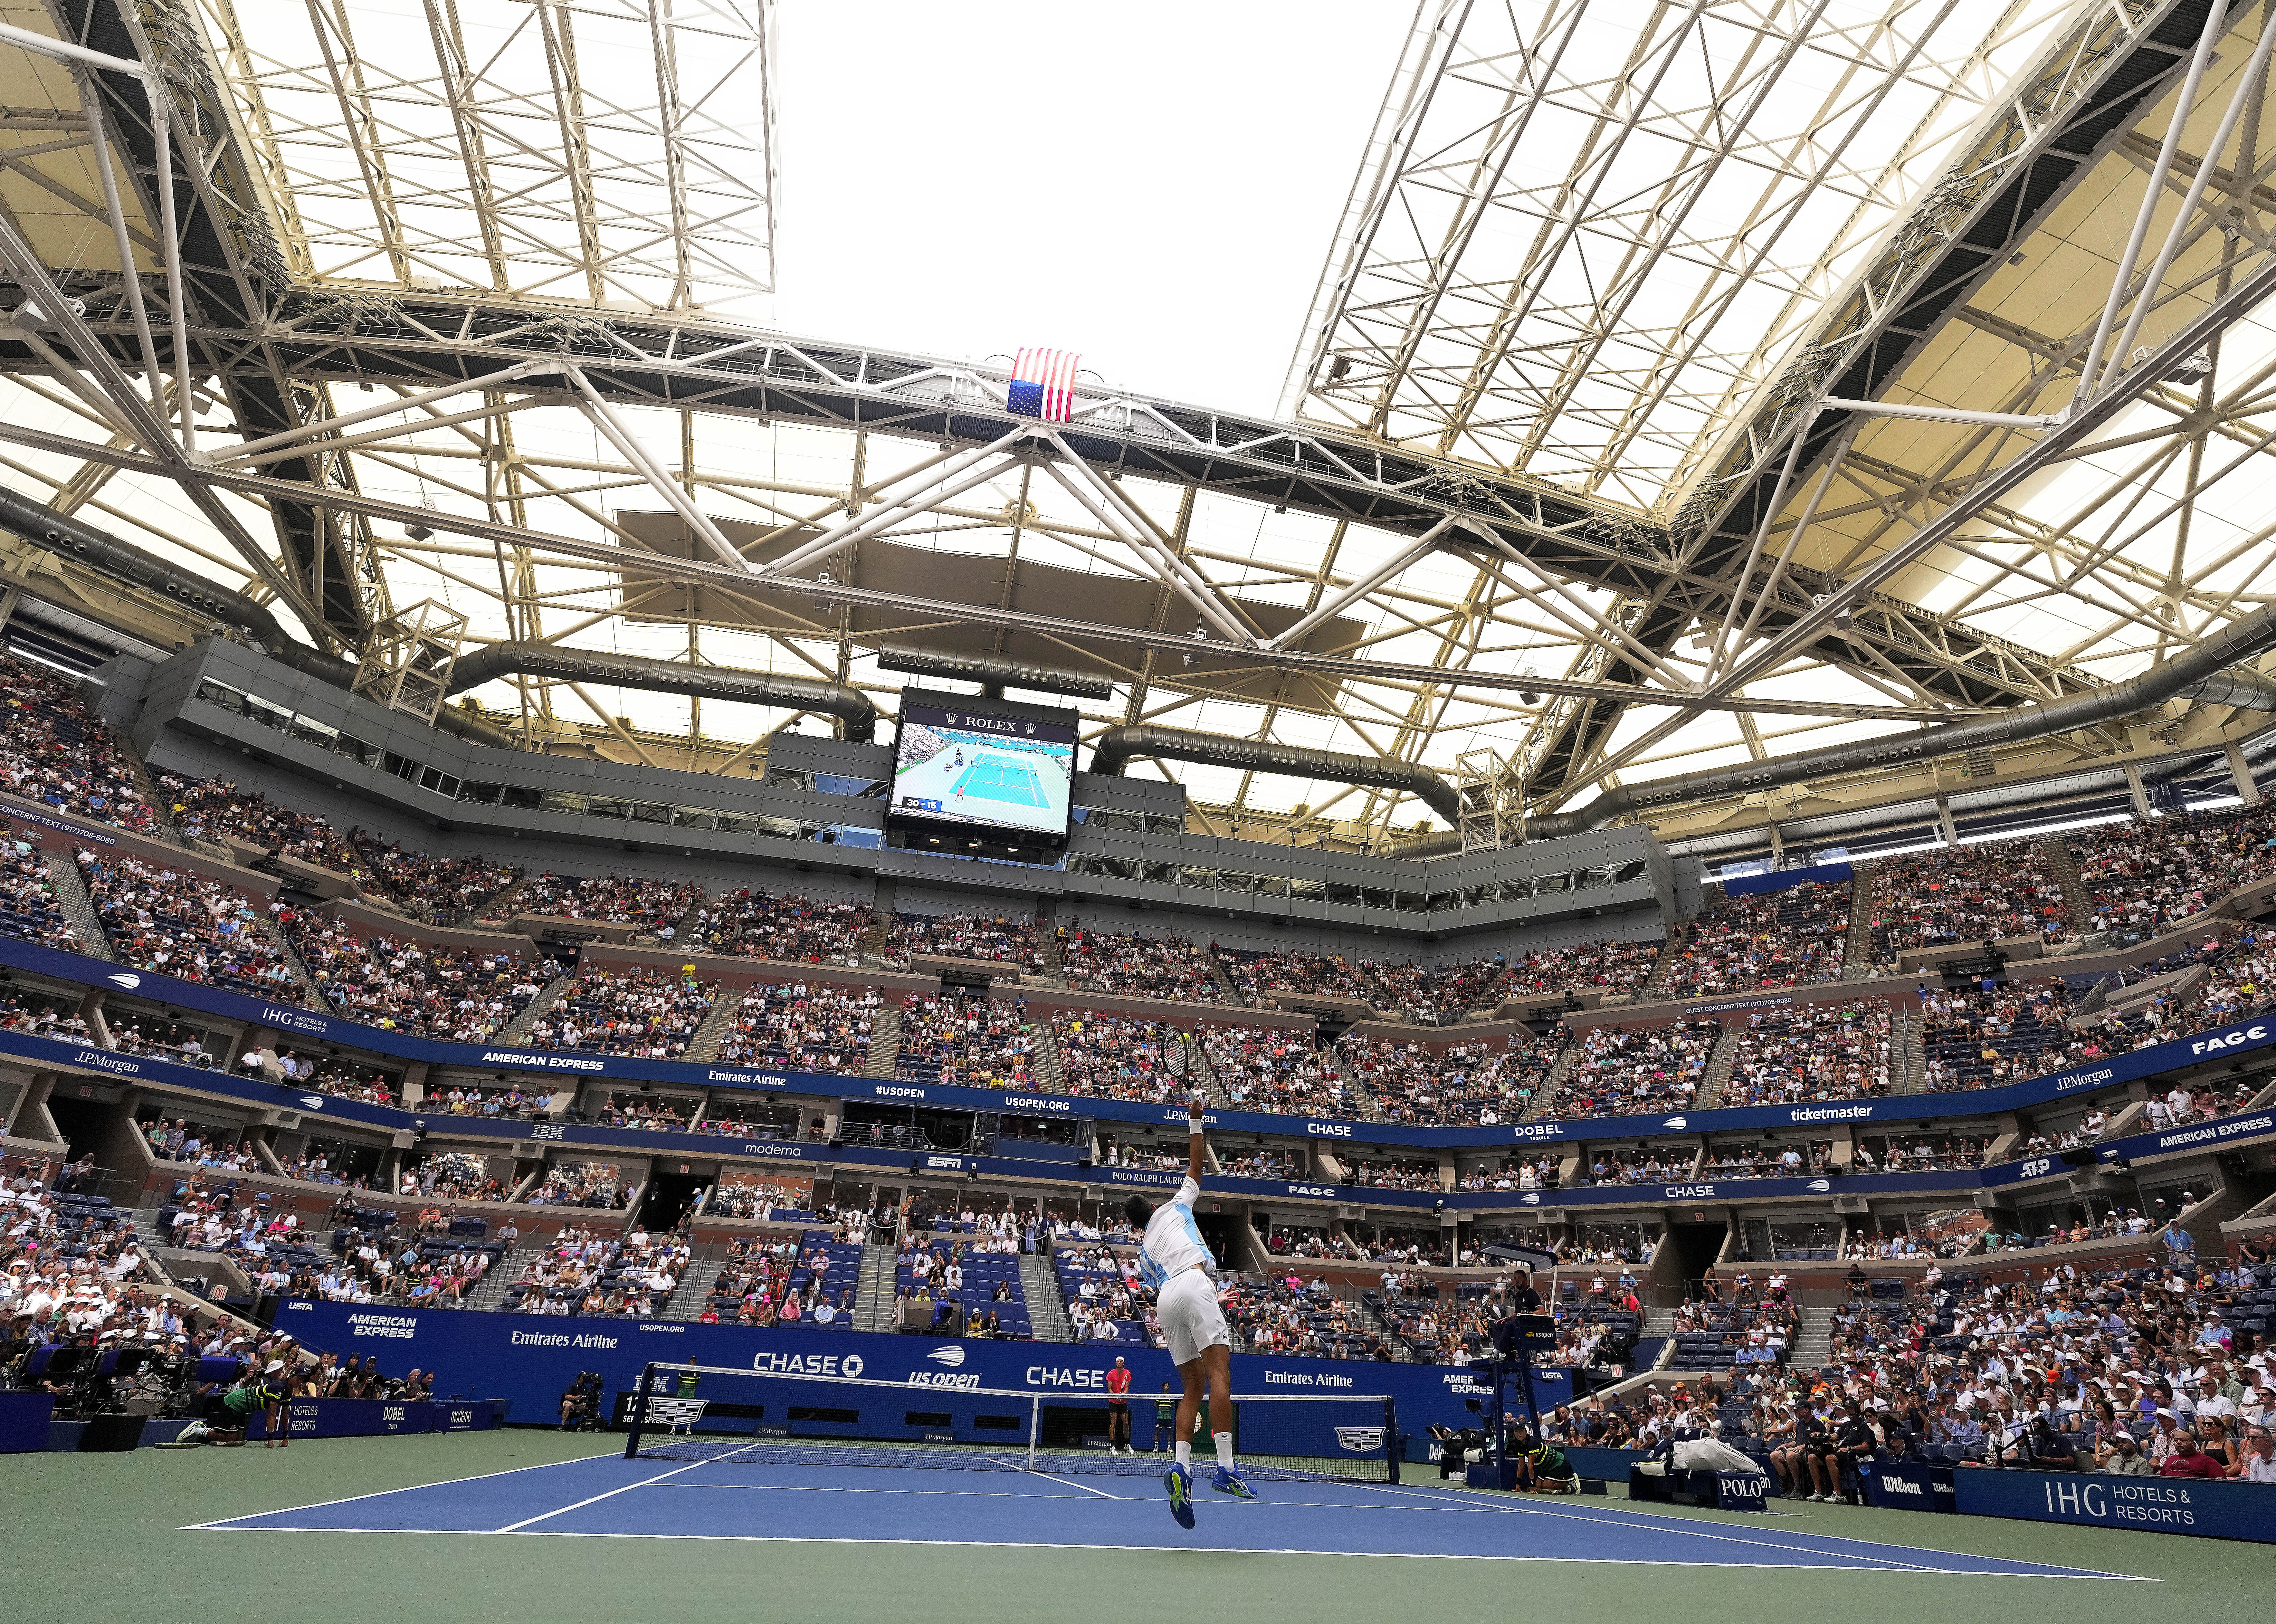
xmin=0 ymin=1390 xmax=54 ymax=1453
xmin=272 ymin=1299 xmax=1548 ymax=1437
xmin=1952 ymin=1467 xmax=2276 ymax=1543
xmin=1858 ymin=1459 xmax=1955 ymax=1511
xmin=243 ymin=1396 xmax=503 ymax=1442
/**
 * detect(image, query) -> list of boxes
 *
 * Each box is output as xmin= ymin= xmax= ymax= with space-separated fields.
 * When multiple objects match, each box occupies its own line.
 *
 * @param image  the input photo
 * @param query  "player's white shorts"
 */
xmin=1156 ymin=1267 xmax=1229 ymax=1366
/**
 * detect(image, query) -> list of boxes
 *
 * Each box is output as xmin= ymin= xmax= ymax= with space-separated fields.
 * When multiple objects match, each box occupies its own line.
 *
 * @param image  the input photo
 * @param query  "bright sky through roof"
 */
xmin=771 ymin=1 xmax=1408 ymax=417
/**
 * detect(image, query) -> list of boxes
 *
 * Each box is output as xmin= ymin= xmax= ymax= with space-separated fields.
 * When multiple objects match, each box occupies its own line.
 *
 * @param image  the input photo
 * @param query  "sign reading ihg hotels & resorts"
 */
xmin=1952 ymin=1468 xmax=2275 ymax=1544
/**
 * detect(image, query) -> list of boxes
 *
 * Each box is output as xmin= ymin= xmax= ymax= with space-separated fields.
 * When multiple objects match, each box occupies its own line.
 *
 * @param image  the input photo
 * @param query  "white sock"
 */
xmin=1175 ymin=1440 xmax=1191 ymax=1469
xmin=1214 ymin=1431 xmax=1235 ymax=1472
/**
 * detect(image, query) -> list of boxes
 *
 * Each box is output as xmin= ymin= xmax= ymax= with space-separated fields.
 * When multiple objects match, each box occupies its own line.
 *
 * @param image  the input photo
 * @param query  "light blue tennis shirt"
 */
xmin=1137 ymin=1176 xmax=1214 ymax=1291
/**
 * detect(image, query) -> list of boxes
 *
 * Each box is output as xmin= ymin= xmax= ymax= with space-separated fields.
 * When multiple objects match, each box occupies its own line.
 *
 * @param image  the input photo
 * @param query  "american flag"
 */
xmin=1007 ymin=347 xmax=1079 ymax=422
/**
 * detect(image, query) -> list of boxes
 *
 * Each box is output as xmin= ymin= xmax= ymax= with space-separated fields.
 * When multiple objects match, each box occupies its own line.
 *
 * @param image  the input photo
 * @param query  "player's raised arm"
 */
xmin=1186 ymin=1091 xmax=1208 ymax=1182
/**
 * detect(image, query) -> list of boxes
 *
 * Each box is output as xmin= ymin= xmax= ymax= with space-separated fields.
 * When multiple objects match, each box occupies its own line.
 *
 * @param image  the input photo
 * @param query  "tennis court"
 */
xmin=185 ymin=1444 xmax=2141 ymax=1577
xmin=950 ymin=750 xmax=1047 ymax=808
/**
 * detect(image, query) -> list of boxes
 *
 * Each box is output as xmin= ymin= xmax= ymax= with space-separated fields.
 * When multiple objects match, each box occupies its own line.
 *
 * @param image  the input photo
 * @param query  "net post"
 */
xmin=1027 ymin=1393 xmax=1040 ymax=1473
xmin=624 ymin=1362 xmax=657 ymax=1458
xmin=1383 ymin=1396 xmax=1400 ymax=1485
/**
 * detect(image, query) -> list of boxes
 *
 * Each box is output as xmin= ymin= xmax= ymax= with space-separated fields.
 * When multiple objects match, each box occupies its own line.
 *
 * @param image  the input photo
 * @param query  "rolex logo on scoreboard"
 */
xmin=1334 ymin=1426 xmax=1385 ymax=1453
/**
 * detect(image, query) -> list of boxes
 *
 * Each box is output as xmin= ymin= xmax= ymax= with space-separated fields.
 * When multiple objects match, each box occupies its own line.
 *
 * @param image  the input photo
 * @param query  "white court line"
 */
xmin=493 ymin=1441 xmax=770 ymax=1533
xmin=180 ymin=1526 xmax=2144 ymax=1574
xmin=180 ymin=1449 xmax=621 ymax=1531
xmin=986 ymin=1458 xmax=1117 ymax=1499
xmin=655 ymin=1483 xmax=1103 ymax=1501
xmin=1356 ymin=1482 xmax=2148 ymax=1580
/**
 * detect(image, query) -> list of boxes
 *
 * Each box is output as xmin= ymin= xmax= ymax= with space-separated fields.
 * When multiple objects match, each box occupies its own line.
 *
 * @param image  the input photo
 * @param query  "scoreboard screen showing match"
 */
xmin=888 ymin=698 xmax=1078 ymax=843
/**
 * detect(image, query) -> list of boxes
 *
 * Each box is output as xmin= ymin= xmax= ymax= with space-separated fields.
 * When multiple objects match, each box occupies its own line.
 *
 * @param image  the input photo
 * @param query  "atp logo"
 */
xmin=925 ymin=1346 xmax=966 ymax=1367
xmin=1661 ymin=1116 xmax=1688 ymax=1130
xmin=841 ymin=1355 xmax=865 ymax=1379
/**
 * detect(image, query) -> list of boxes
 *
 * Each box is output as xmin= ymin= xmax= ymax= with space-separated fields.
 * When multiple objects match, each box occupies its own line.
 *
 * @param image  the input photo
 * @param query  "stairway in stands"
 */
xmin=1356 ymin=1291 xmax=1415 ymax=1360
xmin=109 ymin=729 xmax=184 ymax=845
xmin=496 ymin=973 xmax=573 ymax=1043
xmin=48 ymin=853 xmax=113 ymax=961
xmin=263 ymin=917 xmax=329 ymax=1008
xmin=862 ymin=1002 xmax=902 ymax=1078
xmin=1203 ymin=944 xmax=1249 ymax=1006
xmin=1518 ymin=1042 xmax=1580 ymax=1120
xmin=659 ymin=1248 xmax=720 ymax=1319
xmin=1842 ymin=861 xmax=1878 ymax=980
xmin=1787 ymin=1304 xmax=1836 ymax=1367
xmin=861 ymin=879 xmax=897 ymax=965
xmin=1319 ymin=1037 xmax=1377 ymax=1119
xmin=1029 ymin=1017 xmax=1066 ymax=1092
xmin=1693 ymin=1027 xmax=1739 ymax=1109
xmin=1640 ymin=929 xmax=1685 ymax=1000
xmin=1889 ymin=1006 xmax=1928 ymax=1092
xmin=1185 ymin=1039 xmax=1231 ymax=1108
xmin=1019 ymin=1250 xmax=1074 ymax=1342
xmin=472 ymin=872 xmax=533 ymax=924
xmin=2042 ymin=834 xmax=2093 ymax=935
xmin=1032 ymin=926 xmax=1069 ymax=989
xmin=855 ymin=1243 xmax=898 ymax=1334
xmin=683 ymin=991 xmax=746 ymax=1064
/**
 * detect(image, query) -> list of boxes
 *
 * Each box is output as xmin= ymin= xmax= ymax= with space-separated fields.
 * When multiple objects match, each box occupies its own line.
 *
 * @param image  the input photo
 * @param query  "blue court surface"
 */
xmin=951 ymin=752 xmax=1046 ymax=807
xmin=186 ymin=1451 xmax=2144 ymax=1577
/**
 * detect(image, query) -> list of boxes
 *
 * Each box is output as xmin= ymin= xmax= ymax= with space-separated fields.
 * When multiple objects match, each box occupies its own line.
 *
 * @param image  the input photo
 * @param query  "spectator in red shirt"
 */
xmin=2158 ymin=1431 xmax=2225 ymax=1479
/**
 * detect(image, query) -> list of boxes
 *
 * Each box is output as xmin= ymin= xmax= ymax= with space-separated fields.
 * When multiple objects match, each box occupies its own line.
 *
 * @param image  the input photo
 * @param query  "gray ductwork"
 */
xmin=1512 ymin=600 xmax=2276 ymax=840
xmin=1089 ymin=723 xmax=1462 ymax=825
xmin=447 ymin=641 xmax=878 ymax=741
xmin=877 ymin=643 xmax=1112 ymax=701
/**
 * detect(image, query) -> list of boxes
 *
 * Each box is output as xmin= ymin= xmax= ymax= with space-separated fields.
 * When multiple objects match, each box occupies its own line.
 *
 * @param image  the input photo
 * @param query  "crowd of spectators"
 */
xmin=1497 ymin=937 xmax=1666 ymax=999
xmin=1853 ymin=1134 xmax=1990 ymax=1174
xmin=141 ymin=1116 xmax=260 ymax=1172
xmin=1221 ymin=1273 xmax=1385 ymax=1359
xmin=1552 ymin=1020 xmax=1720 ymax=1117
xmin=0 ymin=825 xmax=71 ymax=947
xmin=1050 ymin=1013 xmax=1189 ymax=1103
xmin=522 ymin=965 xmax=715 ymax=1058
xmin=158 ymin=775 xmax=356 ymax=869
xmin=1660 ymin=880 xmax=1849 ymax=996
xmin=285 ymin=915 xmax=541 ymax=1041
xmin=1867 ymin=837 xmax=2072 ymax=966
xmin=1921 ymin=978 xmax=2102 ymax=1091
xmin=347 ymin=833 xmax=520 ymax=923
xmin=1589 ymin=1147 xmax=1691 ymax=1185
xmin=699 ymin=1233 xmax=848 ymax=1325
xmin=894 ymin=991 xmax=1036 ymax=1088
xmin=1720 ymin=1000 xmax=1892 ymax=1107
xmin=885 ymin=911 xmax=1043 ymax=971
xmin=507 ymin=1224 xmax=690 ymax=1317
xmin=1340 ymin=1156 xmax=1442 ymax=1191
xmin=1338 ymin=1034 xmax=1501 ymax=1124
xmin=1222 ymin=948 xmax=1388 ymax=1011
xmin=1055 ymin=921 xmax=1221 ymax=1001
xmin=590 ymin=1093 xmax=692 ymax=1131
xmin=2068 ymin=804 xmax=2276 ymax=940
xmin=1196 ymin=1022 xmax=1352 ymax=1116
xmin=77 ymin=849 xmax=303 ymax=1001
xmin=715 ymin=980 xmax=877 ymax=1072
xmin=421 ymin=1082 xmax=544 ymax=1119
xmin=528 ymin=1165 xmax=628 ymax=1208
xmin=0 ymin=655 xmax=164 ymax=833
xmin=694 ymin=888 xmax=872 ymax=964
xmin=509 ymin=872 xmax=701 ymax=935
xmin=1458 ymin=1156 xmax=1559 ymax=1192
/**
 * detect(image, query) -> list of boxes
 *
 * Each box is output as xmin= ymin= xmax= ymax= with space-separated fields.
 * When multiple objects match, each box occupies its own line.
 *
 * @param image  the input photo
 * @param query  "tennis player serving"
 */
xmin=1125 ymin=1091 xmax=1255 ymax=1527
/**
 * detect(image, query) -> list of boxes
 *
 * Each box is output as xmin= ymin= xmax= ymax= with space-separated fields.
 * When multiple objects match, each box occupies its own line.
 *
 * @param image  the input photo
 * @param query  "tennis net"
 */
xmin=622 ymin=1362 xmax=1399 ymax=1483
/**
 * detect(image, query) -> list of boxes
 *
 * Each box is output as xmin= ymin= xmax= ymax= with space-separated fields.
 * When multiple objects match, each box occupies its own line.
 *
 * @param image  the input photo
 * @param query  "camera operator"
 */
xmin=560 ymin=1370 xmax=603 ymax=1431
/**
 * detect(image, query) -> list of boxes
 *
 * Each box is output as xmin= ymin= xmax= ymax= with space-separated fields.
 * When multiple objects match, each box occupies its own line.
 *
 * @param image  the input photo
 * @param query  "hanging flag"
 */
xmin=1007 ymin=347 xmax=1079 ymax=422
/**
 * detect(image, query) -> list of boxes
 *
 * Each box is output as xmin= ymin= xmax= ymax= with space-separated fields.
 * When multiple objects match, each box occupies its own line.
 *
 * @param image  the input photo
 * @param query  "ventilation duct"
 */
xmin=876 ymin=643 xmax=1113 ymax=701
xmin=446 ymin=641 xmax=878 ymax=741
xmin=1089 ymin=724 xmax=1460 ymax=825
